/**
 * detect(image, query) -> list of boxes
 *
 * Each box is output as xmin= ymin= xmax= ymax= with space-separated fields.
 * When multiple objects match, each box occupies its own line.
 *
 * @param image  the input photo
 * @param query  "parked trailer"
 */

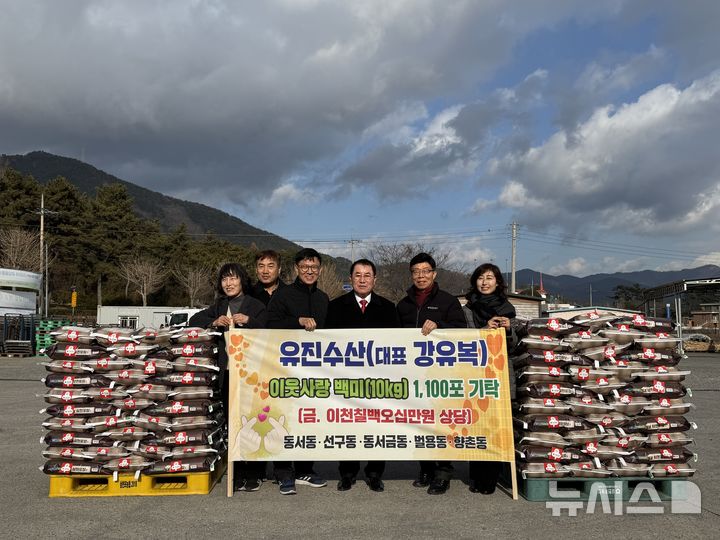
xmin=96 ymin=306 xmax=191 ymax=329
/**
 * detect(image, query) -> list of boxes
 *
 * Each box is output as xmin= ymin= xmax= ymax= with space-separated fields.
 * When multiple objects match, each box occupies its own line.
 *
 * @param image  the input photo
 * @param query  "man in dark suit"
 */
xmin=326 ymin=258 xmax=400 ymax=492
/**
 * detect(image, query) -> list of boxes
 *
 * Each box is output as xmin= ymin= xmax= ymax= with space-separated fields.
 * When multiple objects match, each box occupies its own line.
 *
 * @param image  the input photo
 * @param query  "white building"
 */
xmin=0 ymin=268 xmax=41 ymax=316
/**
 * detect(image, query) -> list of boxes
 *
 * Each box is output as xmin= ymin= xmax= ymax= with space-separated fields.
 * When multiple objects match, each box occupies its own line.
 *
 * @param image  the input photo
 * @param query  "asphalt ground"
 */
xmin=1 ymin=354 xmax=719 ymax=539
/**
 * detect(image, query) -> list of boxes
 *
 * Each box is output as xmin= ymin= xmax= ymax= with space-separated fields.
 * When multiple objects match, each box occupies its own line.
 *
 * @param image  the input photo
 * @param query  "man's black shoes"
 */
xmin=412 ymin=473 xmax=431 ymax=488
xmin=427 ymin=479 xmax=450 ymax=495
xmin=469 ymin=479 xmax=495 ymax=494
xmin=337 ymin=476 xmax=355 ymax=491
xmin=367 ymin=476 xmax=384 ymax=492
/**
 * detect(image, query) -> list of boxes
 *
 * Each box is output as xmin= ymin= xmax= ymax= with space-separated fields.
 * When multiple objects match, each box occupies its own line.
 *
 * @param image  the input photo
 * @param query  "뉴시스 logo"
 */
xmin=545 ymin=480 xmax=701 ymax=516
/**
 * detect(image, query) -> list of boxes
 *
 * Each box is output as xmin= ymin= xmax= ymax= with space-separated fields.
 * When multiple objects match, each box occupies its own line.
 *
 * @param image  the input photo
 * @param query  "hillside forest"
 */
xmin=0 ymin=168 xmax=470 ymax=315
xmin=0 ymin=168 xmax=311 ymax=315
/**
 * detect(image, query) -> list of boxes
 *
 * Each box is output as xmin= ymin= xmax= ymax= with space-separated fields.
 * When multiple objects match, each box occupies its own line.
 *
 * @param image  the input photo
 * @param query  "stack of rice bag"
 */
xmin=513 ymin=311 xmax=697 ymax=480
xmin=40 ymin=326 xmax=226 ymax=481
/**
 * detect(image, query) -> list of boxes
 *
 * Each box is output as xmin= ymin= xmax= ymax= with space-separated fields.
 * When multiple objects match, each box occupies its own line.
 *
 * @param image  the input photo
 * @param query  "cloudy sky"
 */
xmin=1 ymin=0 xmax=719 ymax=276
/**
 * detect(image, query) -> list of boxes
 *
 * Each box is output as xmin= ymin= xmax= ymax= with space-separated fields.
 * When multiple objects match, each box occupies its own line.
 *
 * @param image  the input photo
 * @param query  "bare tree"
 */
xmin=317 ymin=259 xmax=345 ymax=300
xmin=172 ymin=263 xmax=213 ymax=307
xmin=119 ymin=257 xmax=168 ymax=306
xmin=0 ymin=227 xmax=41 ymax=271
xmin=363 ymin=242 xmax=464 ymax=302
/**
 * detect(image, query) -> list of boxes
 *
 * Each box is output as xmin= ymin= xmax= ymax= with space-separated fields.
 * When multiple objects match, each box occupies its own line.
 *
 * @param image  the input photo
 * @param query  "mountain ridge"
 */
xmin=0 ymin=150 xmax=300 ymax=252
xmin=516 ymin=265 xmax=720 ymax=305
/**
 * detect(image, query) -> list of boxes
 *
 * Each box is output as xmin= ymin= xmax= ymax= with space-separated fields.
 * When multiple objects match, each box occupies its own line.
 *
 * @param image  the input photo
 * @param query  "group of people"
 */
xmin=190 ymin=248 xmax=518 ymax=496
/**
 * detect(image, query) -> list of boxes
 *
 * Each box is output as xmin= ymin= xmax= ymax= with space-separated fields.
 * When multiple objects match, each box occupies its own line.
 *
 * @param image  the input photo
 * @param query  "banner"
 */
xmin=227 ymin=328 xmax=515 ymax=464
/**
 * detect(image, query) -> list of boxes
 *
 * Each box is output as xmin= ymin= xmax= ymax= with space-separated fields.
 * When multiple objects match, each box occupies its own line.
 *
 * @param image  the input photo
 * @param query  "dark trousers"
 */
xmin=419 ymin=460 xmax=453 ymax=481
xmin=236 ymin=460 xmax=266 ymax=480
xmin=339 ymin=460 xmax=385 ymax=479
xmin=273 ymin=461 xmax=315 ymax=480
xmin=468 ymin=461 xmax=501 ymax=489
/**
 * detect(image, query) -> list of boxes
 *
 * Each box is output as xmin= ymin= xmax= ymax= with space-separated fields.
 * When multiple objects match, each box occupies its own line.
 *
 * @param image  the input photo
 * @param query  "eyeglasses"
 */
xmin=411 ymin=269 xmax=435 ymax=277
xmin=298 ymin=265 xmax=320 ymax=274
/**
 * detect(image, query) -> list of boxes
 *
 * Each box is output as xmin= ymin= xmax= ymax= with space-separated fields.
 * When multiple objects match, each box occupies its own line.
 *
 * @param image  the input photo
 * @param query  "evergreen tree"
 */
xmin=44 ymin=176 xmax=92 ymax=303
xmin=0 ymin=168 xmax=41 ymax=227
xmin=85 ymin=183 xmax=145 ymax=302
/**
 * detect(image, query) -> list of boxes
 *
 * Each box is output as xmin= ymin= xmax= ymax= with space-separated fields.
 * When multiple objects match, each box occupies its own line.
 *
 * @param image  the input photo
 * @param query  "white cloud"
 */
xmin=261 ymin=182 xmax=315 ymax=210
xmin=0 ymin=0 xmax=624 ymax=206
xmin=361 ymin=101 xmax=428 ymax=143
xmin=549 ymin=257 xmax=588 ymax=275
xmin=491 ymin=70 xmax=720 ymax=235
xmin=691 ymin=251 xmax=720 ymax=267
xmin=467 ymin=198 xmax=494 ymax=214
xmin=577 ymin=46 xmax=666 ymax=95
xmin=411 ymin=105 xmax=463 ymax=156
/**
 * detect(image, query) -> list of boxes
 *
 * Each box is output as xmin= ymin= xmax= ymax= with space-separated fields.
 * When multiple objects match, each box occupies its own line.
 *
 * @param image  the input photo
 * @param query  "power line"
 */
xmin=522 ymin=228 xmax=710 ymax=258
xmin=521 ymin=235 xmax=717 ymax=262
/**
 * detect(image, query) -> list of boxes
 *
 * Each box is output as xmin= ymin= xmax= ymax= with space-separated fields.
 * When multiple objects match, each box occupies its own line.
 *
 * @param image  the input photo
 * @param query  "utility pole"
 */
xmin=589 ymin=284 xmax=593 ymax=306
xmin=348 ymin=238 xmax=361 ymax=261
xmin=39 ymin=193 xmax=45 ymax=319
xmin=36 ymin=193 xmax=58 ymax=319
xmin=510 ymin=221 xmax=518 ymax=293
xmin=45 ymin=244 xmax=49 ymax=318
xmin=40 ymin=193 xmax=44 ymax=272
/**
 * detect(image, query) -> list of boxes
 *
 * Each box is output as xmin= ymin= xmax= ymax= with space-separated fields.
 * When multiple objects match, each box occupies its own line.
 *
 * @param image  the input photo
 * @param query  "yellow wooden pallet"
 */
xmin=48 ymin=459 xmax=226 ymax=497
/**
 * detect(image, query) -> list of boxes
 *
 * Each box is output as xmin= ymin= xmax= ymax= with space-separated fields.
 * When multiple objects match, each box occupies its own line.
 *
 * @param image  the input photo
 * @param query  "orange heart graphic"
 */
xmin=260 ymin=391 xmax=269 ymax=400
xmin=487 ymin=333 xmax=504 ymax=356
xmin=230 ymin=334 xmax=243 ymax=346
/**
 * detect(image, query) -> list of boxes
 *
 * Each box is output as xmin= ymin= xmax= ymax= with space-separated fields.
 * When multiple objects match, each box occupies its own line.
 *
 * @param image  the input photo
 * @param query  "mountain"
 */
xmin=516 ymin=265 xmax=720 ymax=305
xmin=0 ymin=151 xmax=300 ymax=252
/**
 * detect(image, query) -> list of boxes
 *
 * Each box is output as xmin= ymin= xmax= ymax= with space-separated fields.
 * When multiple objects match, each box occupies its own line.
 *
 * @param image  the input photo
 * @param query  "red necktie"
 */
xmin=360 ymin=299 xmax=367 ymax=313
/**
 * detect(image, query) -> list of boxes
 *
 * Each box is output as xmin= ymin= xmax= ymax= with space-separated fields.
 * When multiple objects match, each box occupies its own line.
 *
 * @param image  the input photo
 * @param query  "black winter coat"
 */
xmin=326 ymin=292 xmax=400 ymax=329
xmin=249 ymin=280 xmax=288 ymax=307
xmin=463 ymin=291 xmax=518 ymax=398
xmin=396 ymin=283 xmax=466 ymax=329
xmin=188 ymin=294 xmax=267 ymax=374
xmin=266 ymin=277 xmax=329 ymax=329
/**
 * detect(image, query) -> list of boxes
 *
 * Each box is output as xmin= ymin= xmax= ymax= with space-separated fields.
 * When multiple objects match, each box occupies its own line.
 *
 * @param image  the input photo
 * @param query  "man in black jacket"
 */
xmin=396 ymin=252 xmax=466 ymax=495
xmin=266 ymin=248 xmax=329 ymax=494
xmin=246 ymin=249 xmax=287 ymax=486
xmin=250 ymin=249 xmax=287 ymax=306
xmin=326 ymin=258 xmax=400 ymax=492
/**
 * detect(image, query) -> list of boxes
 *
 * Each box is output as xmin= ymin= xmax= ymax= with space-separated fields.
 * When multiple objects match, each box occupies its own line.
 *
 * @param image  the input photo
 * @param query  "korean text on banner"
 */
xmin=227 ymin=328 xmax=514 ymax=463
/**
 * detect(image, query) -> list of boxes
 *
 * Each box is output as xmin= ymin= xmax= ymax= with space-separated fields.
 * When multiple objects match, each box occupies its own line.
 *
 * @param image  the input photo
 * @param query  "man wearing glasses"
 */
xmin=396 ymin=252 xmax=466 ymax=495
xmin=266 ymin=248 xmax=329 ymax=494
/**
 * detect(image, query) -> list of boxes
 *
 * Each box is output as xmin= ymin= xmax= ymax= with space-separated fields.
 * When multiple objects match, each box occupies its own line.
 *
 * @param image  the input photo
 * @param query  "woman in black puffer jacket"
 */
xmin=463 ymin=263 xmax=518 ymax=494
